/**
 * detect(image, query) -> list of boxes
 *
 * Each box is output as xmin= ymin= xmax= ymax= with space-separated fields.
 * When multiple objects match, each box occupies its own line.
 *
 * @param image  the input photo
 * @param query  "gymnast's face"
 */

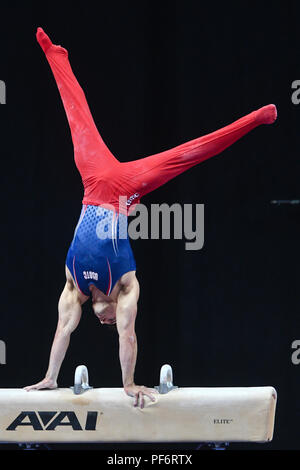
xmin=98 ymin=311 xmax=117 ymax=326
xmin=90 ymin=284 xmax=117 ymax=325
xmin=93 ymin=302 xmax=117 ymax=325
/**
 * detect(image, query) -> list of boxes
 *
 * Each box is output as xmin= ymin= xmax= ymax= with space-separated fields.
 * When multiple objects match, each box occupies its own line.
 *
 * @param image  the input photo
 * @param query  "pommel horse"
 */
xmin=0 ymin=365 xmax=277 ymax=448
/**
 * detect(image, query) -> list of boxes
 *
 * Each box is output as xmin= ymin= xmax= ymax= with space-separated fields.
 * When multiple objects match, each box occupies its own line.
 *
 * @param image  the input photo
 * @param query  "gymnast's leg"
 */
xmin=122 ymin=104 xmax=277 ymax=197
xmin=36 ymin=27 xmax=119 ymax=187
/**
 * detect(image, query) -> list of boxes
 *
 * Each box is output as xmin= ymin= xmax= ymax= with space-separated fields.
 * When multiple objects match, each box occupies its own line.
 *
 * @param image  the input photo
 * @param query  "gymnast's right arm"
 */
xmin=24 ymin=277 xmax=83 ymax=391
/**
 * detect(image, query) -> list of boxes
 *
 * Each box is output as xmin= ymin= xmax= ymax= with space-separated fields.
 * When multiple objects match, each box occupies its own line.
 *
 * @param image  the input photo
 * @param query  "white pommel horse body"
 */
xmin=0 ymin=365 xmax=277 ymax=445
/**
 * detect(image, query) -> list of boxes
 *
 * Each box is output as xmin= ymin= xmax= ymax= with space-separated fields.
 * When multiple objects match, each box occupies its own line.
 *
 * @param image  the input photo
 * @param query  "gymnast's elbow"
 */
xmin=118 ymin=329 xmax=137 ymax=344
xmin=56 ymin=319 xmax=79 ymax=337
xmin=116 ymin=311 xmax=137 ymax=341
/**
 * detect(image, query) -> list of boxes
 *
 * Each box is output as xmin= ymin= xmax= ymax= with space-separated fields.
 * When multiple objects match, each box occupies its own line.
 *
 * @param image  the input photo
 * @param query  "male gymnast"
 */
xmin=25 ymin=28 xmax=277 ymax=408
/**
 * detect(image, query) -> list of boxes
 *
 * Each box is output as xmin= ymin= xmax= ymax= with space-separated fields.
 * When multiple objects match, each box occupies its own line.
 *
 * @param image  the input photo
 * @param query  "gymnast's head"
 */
xmin=89 ymin=284 xmax=117 ymax=326
xmin=96 ymin=306 xmax=117 ymax=326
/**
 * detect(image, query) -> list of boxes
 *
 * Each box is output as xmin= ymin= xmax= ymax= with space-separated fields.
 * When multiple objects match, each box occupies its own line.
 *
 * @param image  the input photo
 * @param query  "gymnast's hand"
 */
xmin=124 ymin=384 xmax=158 ymax=409
xmin=23 ymin=377 xmax=58 ymax=392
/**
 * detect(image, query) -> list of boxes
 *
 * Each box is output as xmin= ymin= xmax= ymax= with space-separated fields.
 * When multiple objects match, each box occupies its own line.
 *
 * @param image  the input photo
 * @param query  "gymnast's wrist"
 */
xmin=45 ymin=373 xmax=58 ymax=382
xmin=124 ymin=381 xmax=135 ymax=390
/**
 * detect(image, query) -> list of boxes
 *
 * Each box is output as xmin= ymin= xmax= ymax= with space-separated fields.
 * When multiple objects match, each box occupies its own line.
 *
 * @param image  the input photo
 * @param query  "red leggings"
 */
xmin=36 ymin=28 xmax=277 ymax=214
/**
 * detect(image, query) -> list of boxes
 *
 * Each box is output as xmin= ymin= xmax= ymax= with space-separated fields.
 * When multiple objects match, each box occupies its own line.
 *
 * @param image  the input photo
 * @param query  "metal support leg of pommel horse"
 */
xmin=0 ymin=364 xmax=277 ymax=450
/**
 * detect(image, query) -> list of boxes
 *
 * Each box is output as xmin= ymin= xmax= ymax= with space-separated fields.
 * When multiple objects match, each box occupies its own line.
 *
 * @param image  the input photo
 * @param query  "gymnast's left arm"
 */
xmin=116 ymin=276 xmax=157 ymax=409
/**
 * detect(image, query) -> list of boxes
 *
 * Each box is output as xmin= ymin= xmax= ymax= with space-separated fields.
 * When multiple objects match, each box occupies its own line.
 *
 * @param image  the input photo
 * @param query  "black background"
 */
xmin=0 ymin=0 xmax=299 ymax=451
